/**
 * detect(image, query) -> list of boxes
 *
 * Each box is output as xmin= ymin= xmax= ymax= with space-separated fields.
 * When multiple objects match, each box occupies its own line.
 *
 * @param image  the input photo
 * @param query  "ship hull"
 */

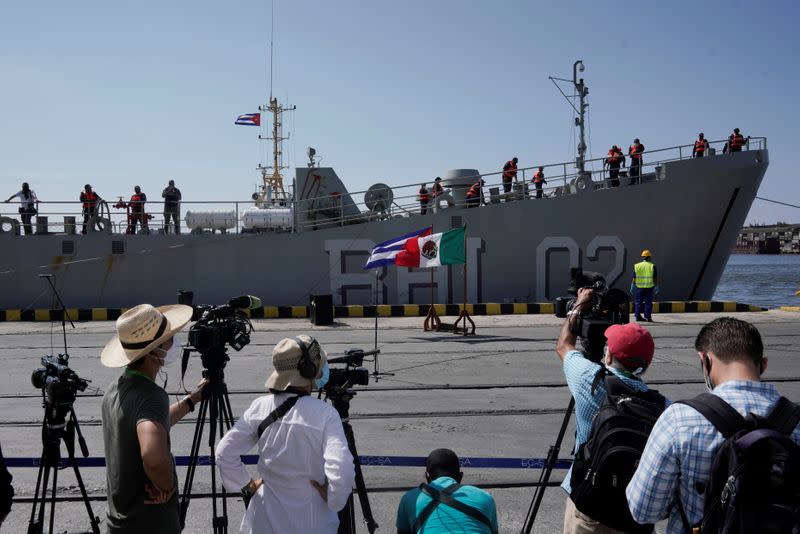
xmin=0 ymin=150 xmax=768 ymax=309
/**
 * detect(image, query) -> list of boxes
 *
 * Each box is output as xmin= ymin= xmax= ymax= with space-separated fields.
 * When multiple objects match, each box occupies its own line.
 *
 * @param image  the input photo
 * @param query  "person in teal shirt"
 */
xmin=396 ymin=449 xmax=498 ymax=534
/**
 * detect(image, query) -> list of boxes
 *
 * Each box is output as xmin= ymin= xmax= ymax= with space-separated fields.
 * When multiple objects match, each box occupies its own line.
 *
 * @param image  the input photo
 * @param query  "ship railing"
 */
xmin=291 ymin=136 xmax=767 ymax=231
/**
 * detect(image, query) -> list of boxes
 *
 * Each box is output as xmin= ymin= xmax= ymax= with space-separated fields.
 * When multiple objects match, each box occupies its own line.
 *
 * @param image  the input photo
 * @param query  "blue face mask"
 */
xmin=314 ymin=360 xmax=330 ymax=390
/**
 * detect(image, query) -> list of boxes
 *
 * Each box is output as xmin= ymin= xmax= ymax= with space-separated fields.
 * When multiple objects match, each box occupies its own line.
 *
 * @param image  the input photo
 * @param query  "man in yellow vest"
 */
xmin=631 ymin=250 xmax=658 ymax=322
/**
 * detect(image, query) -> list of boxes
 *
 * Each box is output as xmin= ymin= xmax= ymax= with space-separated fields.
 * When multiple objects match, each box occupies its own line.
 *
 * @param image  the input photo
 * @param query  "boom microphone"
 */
xmin=227 ymin=295 xmax=262 ymax=309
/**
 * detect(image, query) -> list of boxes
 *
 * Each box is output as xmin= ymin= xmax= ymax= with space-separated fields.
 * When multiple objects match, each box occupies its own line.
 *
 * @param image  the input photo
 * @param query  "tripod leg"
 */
xmin=48 ymin=461 xmax=58 ymax=534
xmin=210 ymin=393 xmax=229 ymax=534
xmin=342 ymin=421 xmax=378 ymax=534
xmin=180 ymin=395 xmax=209 ymax=528
xmin=521 ymin=397 xmax=575 ymax=534
xmin=28 ymin=452 xmax=47 ymax=533
xmin=65 ymin=418 xmax=101 ymax=534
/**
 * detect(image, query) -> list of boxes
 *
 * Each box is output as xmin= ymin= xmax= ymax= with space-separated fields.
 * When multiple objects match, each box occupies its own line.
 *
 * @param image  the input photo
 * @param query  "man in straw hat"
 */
xmin=100 ymin=303 xmax=206 ymax=533
xmin=216 ymin=335 xmax=355 ymax=534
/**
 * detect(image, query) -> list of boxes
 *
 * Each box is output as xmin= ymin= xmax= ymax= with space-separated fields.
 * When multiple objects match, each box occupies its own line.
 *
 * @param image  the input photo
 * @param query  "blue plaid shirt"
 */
xmin=626 ymin=380 xmax=800 ymax=533
xmin=561 ymin=350 xmax=652 ymax=494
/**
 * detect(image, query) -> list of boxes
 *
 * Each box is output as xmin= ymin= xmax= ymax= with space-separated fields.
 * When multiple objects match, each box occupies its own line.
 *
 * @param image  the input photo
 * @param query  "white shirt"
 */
xmin=10 ymin=190 xmax=37 ymax=208
xmin=216 ymin=392 xmax=355 ymax=534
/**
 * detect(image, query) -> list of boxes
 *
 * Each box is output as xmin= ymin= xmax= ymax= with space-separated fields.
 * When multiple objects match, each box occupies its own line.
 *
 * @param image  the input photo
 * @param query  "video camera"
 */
xmin=31 ymin=354 xmax=90 ymax=417
xmin=324 ymin=349 xmax=371 ymax=394
xmin=554 ymin=268 xmax=630 ymax=361
xmin=178 ymin=292 xmax=259 ymax=374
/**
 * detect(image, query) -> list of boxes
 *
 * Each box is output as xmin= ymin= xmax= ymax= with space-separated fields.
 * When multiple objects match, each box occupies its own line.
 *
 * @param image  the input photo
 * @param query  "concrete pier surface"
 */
xmin=1 ymin=310 xmax=798 ymax=533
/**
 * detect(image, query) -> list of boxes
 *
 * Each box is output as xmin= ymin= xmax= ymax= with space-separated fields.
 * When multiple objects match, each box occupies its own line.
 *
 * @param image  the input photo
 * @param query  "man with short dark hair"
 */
xmin=557 ymin=288 xmax=660 ymax=534
xmin=396 ymin=448 xmax=498 ymax=534
xmin=161 ymin=180 xmax=182 ymax=234
xmin=627 ymin=317 xmax=800 ymax=533
xmin=5 ymin=181 xmax=38 ymax=235
xmin=80 ymin=184 xmax=101 ymax=235
xmin=502 ymin=157 xmax=518 ymax=194
xmin=628 ymin=139 xmax=645 ymax=184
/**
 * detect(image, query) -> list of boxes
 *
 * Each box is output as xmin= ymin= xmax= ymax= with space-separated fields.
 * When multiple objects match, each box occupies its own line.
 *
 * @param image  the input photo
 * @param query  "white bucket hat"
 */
xmin=265 ymin=335 xmax=327 ymax=390
xmin=100 ymin=304 xmax=193 ymax=368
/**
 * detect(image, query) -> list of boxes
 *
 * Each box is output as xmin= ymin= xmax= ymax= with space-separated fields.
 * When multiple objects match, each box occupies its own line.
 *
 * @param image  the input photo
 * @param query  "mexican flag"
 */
xmin=396 ymin=227 xmax=465 ymax=268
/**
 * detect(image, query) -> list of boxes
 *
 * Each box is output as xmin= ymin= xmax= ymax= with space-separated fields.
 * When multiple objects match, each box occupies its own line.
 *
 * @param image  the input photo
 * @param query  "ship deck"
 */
xmin=1 ymin=310 xmax=798 ymax=532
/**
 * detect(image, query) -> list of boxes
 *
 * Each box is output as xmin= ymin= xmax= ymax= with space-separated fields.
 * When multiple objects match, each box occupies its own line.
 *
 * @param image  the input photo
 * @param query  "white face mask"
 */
xmin=154 ymin=336 xmax=183 ymax=367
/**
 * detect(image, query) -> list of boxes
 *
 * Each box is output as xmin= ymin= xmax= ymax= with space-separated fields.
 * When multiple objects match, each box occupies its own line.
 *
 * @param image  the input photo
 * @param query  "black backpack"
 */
xmin=675 ymin=394 xmax=800 ymax=534
xmin=570 ymin=372 xmax=667 ymax=534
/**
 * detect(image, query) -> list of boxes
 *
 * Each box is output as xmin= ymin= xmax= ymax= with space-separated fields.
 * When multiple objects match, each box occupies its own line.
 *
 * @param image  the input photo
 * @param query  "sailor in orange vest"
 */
xmin=418 ymin=183 xmax=430 ymax=215
xmin=79 ymin=184 xmax=101 ymax=235
xmin=725 ymin=128 xmax=749 ymax=153
xmin=693 ymin=133 xmax=709 ymax=158
xmin=604 ymin=145 xmax=626 ymax=187
xmin=628 ymin=139 xmax=645 ymax=184
xmin=502 ymin=157 xmax=518 ymax=194
xmin=531 ymin=167 xmax=547 ymax=199
xmin=465 ymin=179 xmax=484 ymax=208
xmin=127 ymin=185 xmax=148 ymax=234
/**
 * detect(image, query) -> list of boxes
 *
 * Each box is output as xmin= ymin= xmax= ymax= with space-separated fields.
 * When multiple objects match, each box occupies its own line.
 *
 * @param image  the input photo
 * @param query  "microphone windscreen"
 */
xmin=228 ymin=295 xmax=262 ymax=309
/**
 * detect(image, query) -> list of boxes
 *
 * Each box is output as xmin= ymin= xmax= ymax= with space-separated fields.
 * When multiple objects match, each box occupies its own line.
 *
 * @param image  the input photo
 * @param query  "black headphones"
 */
xmin=294 ymin=336 xmax=321 ymax=379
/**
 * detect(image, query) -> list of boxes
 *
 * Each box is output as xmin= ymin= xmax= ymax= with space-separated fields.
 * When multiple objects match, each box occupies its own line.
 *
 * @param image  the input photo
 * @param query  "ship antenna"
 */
xmin=269 ymin=0 xmax=274 ymax=99
xmin=548 ymin=60 xmax=588 ymax=173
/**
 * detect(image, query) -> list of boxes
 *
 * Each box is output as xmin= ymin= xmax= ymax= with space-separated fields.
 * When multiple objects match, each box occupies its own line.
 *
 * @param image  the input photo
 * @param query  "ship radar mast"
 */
xmin=256 ymin=97 xmax=295 ymax=206
xmin=549 ymin=59 xmax=589 ymax=173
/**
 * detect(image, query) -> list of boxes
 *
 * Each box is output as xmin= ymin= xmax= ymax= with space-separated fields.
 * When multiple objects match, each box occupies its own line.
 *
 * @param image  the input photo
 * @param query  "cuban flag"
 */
xmin=363 ymin=227 xmax=432 ymax=270
xmin=235 ymin=113 xmax=261 ymax=126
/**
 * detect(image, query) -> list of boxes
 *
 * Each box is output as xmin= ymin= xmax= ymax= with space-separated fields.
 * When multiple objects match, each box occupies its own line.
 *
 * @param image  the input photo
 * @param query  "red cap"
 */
xmin=604 ymin=323 xmax=654 ymax=368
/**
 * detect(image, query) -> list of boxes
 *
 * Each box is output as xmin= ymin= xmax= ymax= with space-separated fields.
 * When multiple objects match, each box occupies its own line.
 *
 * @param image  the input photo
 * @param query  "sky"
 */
xmin=1 ymin=0 xmax=798 ymax=224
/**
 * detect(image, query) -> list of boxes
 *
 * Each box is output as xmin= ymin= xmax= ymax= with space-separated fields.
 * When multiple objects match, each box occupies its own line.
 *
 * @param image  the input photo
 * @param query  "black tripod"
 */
xmin=28 ymin=405 xmax=100 ymax=534
xmin=520 ymin=397 xmax=575 ymax=534
xmin=179 ymin=367 xmax=236 ymax=533
xmin=329 ymin=389 xmax=378 ymax=534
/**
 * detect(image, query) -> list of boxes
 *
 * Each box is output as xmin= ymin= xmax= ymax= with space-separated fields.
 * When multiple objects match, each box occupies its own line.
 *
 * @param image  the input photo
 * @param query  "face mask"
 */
xmin=154 ymin=336 xmax=183 ymax=367
xmin=314 ymin=360 xmax=330 ymax=390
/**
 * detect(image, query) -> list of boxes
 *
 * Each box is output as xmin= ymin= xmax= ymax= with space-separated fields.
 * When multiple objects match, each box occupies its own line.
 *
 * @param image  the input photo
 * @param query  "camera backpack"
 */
xmin=675 ymin=394 xmax=800 ymax=534
xmin=570 ymin=371 xmax=666 ymax=534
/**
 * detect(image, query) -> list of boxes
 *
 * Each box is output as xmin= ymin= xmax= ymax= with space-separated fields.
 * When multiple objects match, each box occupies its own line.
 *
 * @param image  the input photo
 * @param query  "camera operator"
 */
xmin=100 ymin=304 xmax=206 ymax=534
xmin=216 ymin=335 xmax=355 ymax=534
xmin=556 ymin=288 xmax=660 ymax=534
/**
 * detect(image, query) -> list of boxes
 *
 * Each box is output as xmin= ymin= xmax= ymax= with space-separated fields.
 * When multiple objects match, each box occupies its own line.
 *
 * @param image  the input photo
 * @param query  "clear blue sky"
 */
xmin=1 ymin=0 xmax=798 ymax=224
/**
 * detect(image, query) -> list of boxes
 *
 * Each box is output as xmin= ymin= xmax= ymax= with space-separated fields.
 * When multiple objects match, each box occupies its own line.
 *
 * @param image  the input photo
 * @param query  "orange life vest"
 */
xmin=607 ymin=149 xmax=620 ymax=165
xmin=418 ymin=187 xmax=429 ymax=202
xmin=432 ymin=182 xmax=444 ymax=197
xmin=533 ymin=171 xmax=544 ymax=183
xmin=629 ymin=144 xmax=644 ymax=159
xmin=730 ymin=133 xmax=745 ymax=149
xmin=503 ymin=160 xmax=517 ymax=179
xmin=130 ymin=193 xmax=145 ymax=211
xmin=80 ymin=191 xmax=98 ymax=210
xmin=466 ymin=182 xmax=481 ymax=199
xmin=694 ymin=139 xmax=707 ymax=153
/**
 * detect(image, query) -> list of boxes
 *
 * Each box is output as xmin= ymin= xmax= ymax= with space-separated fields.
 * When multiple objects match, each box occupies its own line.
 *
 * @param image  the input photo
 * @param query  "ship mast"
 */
xmin=257 ymin=97 xmax=295 ymax=205
xmin=549 ymin=59 xmax=589 ymax=173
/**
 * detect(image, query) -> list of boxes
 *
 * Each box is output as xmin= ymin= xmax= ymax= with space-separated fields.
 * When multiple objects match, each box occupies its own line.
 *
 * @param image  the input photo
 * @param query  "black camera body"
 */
xmin=182 ymin=299 xmax=253 ymax=375
xmin=31 ymin=354 xmax=89 ymax=416
xmin=324 ymin=348 xmax=370 ymax=393
xmin=554 ymin=268 xmax=630 ymax=361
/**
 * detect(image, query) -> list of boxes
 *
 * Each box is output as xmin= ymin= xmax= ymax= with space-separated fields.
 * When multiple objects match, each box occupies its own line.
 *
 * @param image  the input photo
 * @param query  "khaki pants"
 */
xmin=563 ymin=496 xmax=631 ymax=534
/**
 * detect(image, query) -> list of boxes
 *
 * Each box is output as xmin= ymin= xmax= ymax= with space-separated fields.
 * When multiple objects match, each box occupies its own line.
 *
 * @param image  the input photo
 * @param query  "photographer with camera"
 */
xmin=100 ymin=304 xmax=206 ymax=534
xmin=557 ymin=288 xmax=666 ymax=534
xmin=216 ymin=335 xmax=355 ymax=534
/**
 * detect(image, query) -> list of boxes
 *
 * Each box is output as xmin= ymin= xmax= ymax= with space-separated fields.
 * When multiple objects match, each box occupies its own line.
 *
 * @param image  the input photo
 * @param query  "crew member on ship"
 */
xmin=531 ymin=166 xmax=547 ymax=199
xmin=693 ymin=133 xmax=709 ymax=158
xmin=604 ymin=145 xmax=625 ymax=187
xmin=631 ymin=249 xmax=658 ymax=322
xmin=628 ymin=139 xmax=645 ymax=184
xmin=162 ymin=179 xmax=182 ymax=234
xmin=127 ymin=186 xmax=148 ymax=235
xmin=80 ymin=184 xmax=101 ymax=235
xmin=724 ymin=128 xmax=749 ymax=154
xmin=502 ymin=157 xmax=518 ymax=194
xmin=465 ymin=179 xmax=484 ymax=208
xmin=418 ymin=183 xmax=429 ymax=215
xmin=5 ymin=181 xmax=38 ymax=235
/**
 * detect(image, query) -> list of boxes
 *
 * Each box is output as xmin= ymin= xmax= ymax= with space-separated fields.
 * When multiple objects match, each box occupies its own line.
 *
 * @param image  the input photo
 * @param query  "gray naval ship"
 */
xmin=0 ymin=65 xmax=769 ymax=311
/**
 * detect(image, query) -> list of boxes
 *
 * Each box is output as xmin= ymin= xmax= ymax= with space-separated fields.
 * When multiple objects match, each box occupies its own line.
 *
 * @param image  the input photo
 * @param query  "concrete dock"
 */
xmin=1 ymin=310 xmax=799 ymax=533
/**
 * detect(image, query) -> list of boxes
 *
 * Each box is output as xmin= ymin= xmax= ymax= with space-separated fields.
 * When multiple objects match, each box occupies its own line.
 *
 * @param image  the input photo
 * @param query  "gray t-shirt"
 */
xmin=101 ymin=370 xmax=178 ymax=533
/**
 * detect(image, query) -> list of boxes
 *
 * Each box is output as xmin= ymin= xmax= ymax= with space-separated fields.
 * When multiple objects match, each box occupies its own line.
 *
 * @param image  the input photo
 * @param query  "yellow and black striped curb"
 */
xmin=779 ymin=306 xmax=800 ymax=312
xmin=0 ymin=301 xmax=766 ymax=322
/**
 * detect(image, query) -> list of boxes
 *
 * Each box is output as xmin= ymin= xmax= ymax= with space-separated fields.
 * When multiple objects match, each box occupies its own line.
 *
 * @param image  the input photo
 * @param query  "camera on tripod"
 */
xmin=31 ymin=354 xmax=89 ymax=411
xmin=554 ymin=268 xmax=630 ymax=361
xmin=324 ymin=349 xmax=371 ymax=394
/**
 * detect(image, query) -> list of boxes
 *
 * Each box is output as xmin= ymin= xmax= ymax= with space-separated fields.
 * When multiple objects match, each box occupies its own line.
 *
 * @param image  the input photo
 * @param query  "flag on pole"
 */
xmin=363 ymin=227 xmax=432 ymax=270
xmin=235 ymin=113 xmax=261 ymax=126
xmin=397 ymin=226 xmax=466 ymax=268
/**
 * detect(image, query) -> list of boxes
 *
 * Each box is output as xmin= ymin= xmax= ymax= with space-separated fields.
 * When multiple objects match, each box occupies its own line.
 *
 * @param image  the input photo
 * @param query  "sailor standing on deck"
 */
xmin=604 ymin=146 xmax=625 ymax=187
xmin=628 ymin=139 xmax=645 ymax=184
xmin=725 ymin=128 xmax=749 ymax=153
xmin=161 ymin=180 xmax=182 ymax=234
xmin=502 ymin=157 xmax=518 ymax=194
xmin=5 ymin=181 xmax=38 ymax=235
xmin=418 ymin=183 xmax=429 ymax=215
xmin=128 ymin=186 xmax=148 ymax=235
xmin=631 ymin=250 xmax=658 ymax=322
xmin=693 ymin=133 xmax=709 ymax=158
xmin=532 ymin=167 xmax=547 ymax=199
xmin=80 ymin=184 xmax=101 ymax=235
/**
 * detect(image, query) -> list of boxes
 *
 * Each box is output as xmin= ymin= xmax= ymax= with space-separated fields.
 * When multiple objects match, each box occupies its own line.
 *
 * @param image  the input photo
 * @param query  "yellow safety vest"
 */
xmin=634 ymin=261 xmax=655 ymax=288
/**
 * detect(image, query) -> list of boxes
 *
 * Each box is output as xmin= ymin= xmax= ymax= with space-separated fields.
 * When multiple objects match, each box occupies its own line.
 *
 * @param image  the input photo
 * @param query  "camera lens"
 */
xmin=31 ymin=368 xmax=46 ymax=389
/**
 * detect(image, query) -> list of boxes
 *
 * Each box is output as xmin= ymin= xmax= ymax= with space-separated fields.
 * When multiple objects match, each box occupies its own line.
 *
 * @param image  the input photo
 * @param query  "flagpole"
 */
xmin=453 ymin=225 xmax=475 ymax=336
xmin=424 ymin=266 xmax=441 ymax=331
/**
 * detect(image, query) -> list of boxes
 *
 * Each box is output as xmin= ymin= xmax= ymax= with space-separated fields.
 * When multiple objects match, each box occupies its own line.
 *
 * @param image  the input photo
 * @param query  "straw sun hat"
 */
xmin=100 ymin=304 xmax=193 ymax=368
xmin=266 ymin=335 xmax=327 ymax=390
